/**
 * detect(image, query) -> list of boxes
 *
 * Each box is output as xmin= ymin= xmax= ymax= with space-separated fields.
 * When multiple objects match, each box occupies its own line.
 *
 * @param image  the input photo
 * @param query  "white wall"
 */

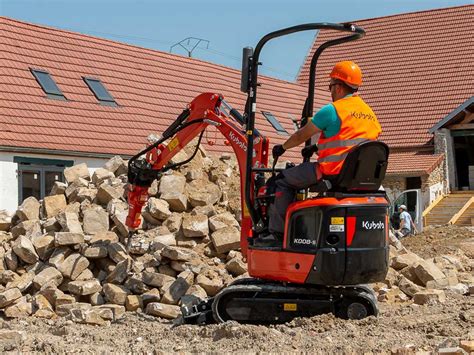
xmin=0 ymin=151 xmax=110 ymax=214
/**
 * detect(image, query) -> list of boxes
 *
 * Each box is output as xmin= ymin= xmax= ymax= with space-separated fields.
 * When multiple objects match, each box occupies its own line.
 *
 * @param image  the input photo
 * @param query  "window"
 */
xmin=14 ymin=157 xmax=73 ymax=203
xmin=30 ymin=69 xmax=66 ymax=100
xmin=262 ymin=111 xmax=289 ymax=136
xmin=83 ymin=77 xmax=117 ymax=106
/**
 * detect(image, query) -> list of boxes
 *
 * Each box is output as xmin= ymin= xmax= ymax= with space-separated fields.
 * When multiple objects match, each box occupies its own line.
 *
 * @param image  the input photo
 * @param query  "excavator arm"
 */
xmin=125 ymin=92 xmax=269 ymax=255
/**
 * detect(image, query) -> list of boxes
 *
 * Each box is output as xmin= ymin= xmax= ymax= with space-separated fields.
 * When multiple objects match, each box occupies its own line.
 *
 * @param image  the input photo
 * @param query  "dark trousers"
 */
xmin=268 ymin=162 xmax=320 ymax=235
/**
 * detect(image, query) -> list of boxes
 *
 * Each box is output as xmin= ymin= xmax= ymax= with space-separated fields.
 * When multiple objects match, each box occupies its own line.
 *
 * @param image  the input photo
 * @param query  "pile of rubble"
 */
xmin=0 ymin=146 xmax=246 ymax=325
xmin=375 ymin=233 xmax=474 ymax=305
xmin=0 ymin=142 xmax=473 ymax=327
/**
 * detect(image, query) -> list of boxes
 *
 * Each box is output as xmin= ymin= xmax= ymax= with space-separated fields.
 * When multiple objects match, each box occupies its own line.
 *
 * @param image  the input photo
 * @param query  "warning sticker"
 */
xmin=284 ymin=303 xmax=297 ymax=311
xmin=168 ymin=137 xmax=179 ymax=151
xmin=330 ymin=224 xmax=345 ymax=232
xmin=331 ymin=217 xmax=344 ymax=225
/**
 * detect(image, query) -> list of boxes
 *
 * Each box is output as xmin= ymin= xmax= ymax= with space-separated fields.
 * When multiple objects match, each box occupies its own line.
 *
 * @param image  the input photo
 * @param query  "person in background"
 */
xmin=396 ymin=204 xmax=418 ymax=238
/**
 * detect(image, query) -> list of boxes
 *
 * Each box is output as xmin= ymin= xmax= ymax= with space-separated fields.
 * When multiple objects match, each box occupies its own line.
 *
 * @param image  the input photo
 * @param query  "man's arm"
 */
xmin=282 ymin=121 xmax=321 ymax=150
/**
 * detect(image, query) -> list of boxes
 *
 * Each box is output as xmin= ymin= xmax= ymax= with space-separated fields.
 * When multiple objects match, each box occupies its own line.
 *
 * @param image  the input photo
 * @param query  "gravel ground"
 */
xmin=1 ymin=226 xmax=473 ymax=354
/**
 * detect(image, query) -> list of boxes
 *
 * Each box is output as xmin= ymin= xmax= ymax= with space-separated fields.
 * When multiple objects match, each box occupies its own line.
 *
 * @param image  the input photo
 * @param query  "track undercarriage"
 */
xmin=180 ymin=278 xmax=378 ymax=325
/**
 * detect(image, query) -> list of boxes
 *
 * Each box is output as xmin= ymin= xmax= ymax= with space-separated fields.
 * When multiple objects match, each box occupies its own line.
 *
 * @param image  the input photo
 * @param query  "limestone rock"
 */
xmin=90 ymin=231 xmax=119 ymax=244
xmin=147 ymin=198 xmax=172 ymax=221
xmin=187 ymin=179 xmax=221 ymax=207
xmin=82 ymin=244 xmax=108 ymax=258
xmin=92 ymin=168 xmax=115 ymax=187
xmin=196 ymin=274 xmax=223 ymax=297
xmin=106 ymin=259 xmax=132 ymax=284
xmin=31 ymin=234 xmax=55 ymax=261
xmin=159 ymin=174 xmax=186 ymax=195
xmin=55 ymin=302 xmax=91 ymax=317
xmin=162 ymin=213 xmax=183 ymax=233
xmin=108 ymin=243 xmax=129 ymax=263
xmin=126 ymin=295 xmax=142 ymax=311
xmin=161 ymin=192 xmax=188 ymax=212
xmin=55 ymin=232 xmax=84 ymax=246
xmin=16 ymin=196 xmax=41 ymax=221
xmin=95 ymin=304 xmax=126 ymax=321
xmin=146 ymin=302 xmax=180 ymax=319
xmin=211 ymin=226 xmax=240 ymax=254
xmin=142 ymin=272 xmax=175 ymax=288
xmin=33 ymin=294 xmax=55 ymax=319
xmin=104 ymin=155 xmax=127 ymax=175
xmin=97 ymin=183 xmax=124 ymax=205
xmin=68 ymin=279 xmax=102 ymax=296
xmin=33 ymin=267 xmax=63 ymax=289
xmin=391 ymin=252 xmax=423 ymax=270
xmin=161 ymin=246 xmax=197 ymax=261
xmin=182 ymin=213 xmax=209 ymax=238
xmin=57 ymin=253 xmax=89 ymax=280
xmin=3 ymin=297 xmax=33 ymax=318
xmin=57 ymin=212 xmax=83 ymax=233
xmin=161 ymin=270 xmax=194 ymax=305
xmin=43 ymin=194 xmax=67 ymax=218
xmin=225 ymin=257 xmax=247 ymax=276
xmin=103 ymin=283 xmax=129 ymax=305
xmin=0 ymin=287 xmax=22 ymax=308
xmin=397 ymin=275 xmax=423 ymax=298
xmin=111 ymin=211 xmax=129 ymax=238
xmin=413 ymin=289 xmax=446 ymax=305
xmin=64 ymin=163 xmax=90 ymax=184
xmin=141 ymin=288 xmax=162 ymax=307
xmin=414 ymin=260 xmax=446 ymax=286
xmin=5 ymin=272 xmax=34 ymax=292
xmin=13 ymin=235 xmax=39 ymax=264
xmin=83 ymin=208 xmax=109 ymax=234
xmin=0 ymin=210 xmax=12 ymax=231
xmin=11 ymin=220 xmax=42 ymax=239
xmin=4 ymin=249 xmax=18 ymax=271
xmin=50 ymin=181 xmax=67 ymax=195
xmin=48 ymin=247 xmax=72 ymax=269
xmin=209 ymin=212 xmax=239 ymax=232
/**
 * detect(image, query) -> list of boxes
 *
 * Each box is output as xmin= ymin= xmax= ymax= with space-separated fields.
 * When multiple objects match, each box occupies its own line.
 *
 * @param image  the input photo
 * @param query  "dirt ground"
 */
xmin=1 ymin=226 xmax=473 ymax=354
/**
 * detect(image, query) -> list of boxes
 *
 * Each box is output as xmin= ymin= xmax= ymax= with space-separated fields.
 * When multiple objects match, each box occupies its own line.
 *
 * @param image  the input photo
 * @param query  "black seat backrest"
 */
xmin=329 ymin=141 xmax=389 ymax=192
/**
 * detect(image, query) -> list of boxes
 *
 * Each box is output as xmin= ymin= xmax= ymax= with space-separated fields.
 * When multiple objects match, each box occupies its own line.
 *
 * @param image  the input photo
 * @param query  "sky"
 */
xmin=1 ymin=0 xmax=471 ymax=81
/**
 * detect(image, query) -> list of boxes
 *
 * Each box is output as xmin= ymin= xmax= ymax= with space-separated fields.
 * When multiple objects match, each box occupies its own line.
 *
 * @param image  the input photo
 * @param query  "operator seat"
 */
xmin=310 ymin=141 xmax=389 ymax=193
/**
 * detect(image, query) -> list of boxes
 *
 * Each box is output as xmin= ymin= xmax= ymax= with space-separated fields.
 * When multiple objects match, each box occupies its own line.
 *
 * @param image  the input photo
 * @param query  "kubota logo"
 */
xmin=361 ymin=221 xmax=384 ymax=230
xmin=228 ymin=131 xmax=246 ymax=152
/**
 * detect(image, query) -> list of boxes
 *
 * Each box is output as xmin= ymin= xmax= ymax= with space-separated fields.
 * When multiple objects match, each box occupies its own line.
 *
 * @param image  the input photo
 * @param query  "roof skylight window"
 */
xmin=30 ymin=69 xmax=66 ymax=100
xmin=83 ymin=77 xmax=117 ymax=106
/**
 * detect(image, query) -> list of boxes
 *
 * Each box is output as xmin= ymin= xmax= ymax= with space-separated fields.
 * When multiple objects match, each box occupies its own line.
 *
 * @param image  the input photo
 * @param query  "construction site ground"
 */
xmin=1 ymin=225 xmax=473 ymax=354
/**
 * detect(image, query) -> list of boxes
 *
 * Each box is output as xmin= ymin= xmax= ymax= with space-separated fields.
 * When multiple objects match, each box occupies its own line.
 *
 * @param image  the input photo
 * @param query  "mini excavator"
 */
xmin=125 ymin=23 xmax=390 ymax=324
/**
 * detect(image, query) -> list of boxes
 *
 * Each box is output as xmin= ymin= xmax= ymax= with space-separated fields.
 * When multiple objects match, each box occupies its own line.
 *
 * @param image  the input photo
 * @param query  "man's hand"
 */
xmin=272 ymin=144 xmax=286 ymax=160
xmin=301 ymin=144 xmax=318 ymax=159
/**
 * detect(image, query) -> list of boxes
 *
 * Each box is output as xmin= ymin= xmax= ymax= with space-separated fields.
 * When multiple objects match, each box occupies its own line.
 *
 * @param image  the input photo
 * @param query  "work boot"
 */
xmin=252 ymin=233 xmax=283 ymax=248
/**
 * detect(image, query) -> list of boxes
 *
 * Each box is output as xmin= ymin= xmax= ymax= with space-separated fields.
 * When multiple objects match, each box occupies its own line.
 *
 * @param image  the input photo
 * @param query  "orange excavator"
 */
xmin=125 ymin=23 xmax=390 ymax=324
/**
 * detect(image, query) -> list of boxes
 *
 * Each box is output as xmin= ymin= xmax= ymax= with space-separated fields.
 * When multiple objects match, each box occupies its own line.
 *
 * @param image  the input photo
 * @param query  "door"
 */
xmin=390 ymin=189 xmax=423 ymax=232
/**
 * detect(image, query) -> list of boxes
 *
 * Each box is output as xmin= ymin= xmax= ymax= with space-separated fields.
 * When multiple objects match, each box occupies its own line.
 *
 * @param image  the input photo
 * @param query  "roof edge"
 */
xmin=429 ymin=96 xmax=474 ymax=133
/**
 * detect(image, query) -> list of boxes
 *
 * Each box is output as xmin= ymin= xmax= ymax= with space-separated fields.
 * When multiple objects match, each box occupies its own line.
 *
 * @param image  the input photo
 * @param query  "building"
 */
xmin=1 ymin=5 xmax=473 ymax=214
xmin=0 ymin=16 xmax=329 ymax=213
xmin=299 ymin=5 xmax=473 ymax=207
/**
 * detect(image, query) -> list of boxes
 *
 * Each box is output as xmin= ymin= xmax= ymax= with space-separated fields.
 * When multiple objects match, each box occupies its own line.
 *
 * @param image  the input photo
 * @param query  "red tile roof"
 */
xmin=298 ymin=5 xmax=474 ymax=149
xmin=387 ymin=151 xmax=444 ymax=176
xmin=0 ymin=17 xmax=330 ymax=158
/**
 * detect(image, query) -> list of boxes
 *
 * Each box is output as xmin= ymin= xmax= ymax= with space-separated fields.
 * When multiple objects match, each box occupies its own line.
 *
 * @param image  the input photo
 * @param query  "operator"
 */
xmin=257 ymin=61 xmax=382 ymax=247
xmin=396 ymin=204 xmax=417 ymax=238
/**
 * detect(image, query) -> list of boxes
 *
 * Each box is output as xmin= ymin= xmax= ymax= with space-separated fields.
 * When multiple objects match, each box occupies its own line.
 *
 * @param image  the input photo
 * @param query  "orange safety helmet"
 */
xmin=330 ymin=61 xmax=362 ymax=88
